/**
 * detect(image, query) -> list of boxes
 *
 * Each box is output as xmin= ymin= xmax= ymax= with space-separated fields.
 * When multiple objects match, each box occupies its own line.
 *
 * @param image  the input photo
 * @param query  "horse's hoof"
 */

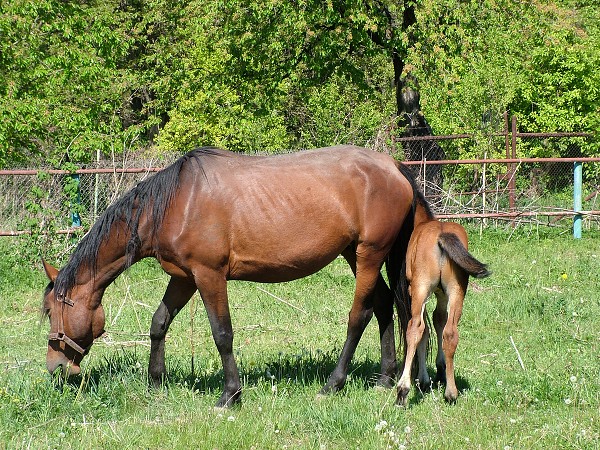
xmin=215 ymin=391 xmax=241 ymax=409
xmin=148 ymin=373 xmax=167 ymax=390
xmin=415 ymin=379 xmax=432 ymax=393
xmin=433 ymin=374 xmax=446 ymax=387
xmin=315 ymin=393 xmax=329 ymax=402
xmin=318 ymin=383 xmax=341 ymax=396
xmin=375 ymin=376 xmax=395 ymax=390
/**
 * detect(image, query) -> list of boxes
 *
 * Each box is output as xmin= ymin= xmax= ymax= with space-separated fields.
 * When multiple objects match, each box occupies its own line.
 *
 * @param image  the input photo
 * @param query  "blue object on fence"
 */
xmin=573 ymin=162 xmax=582 ymax=239
xmin=71 ymin=174 xmax=82 ymax=228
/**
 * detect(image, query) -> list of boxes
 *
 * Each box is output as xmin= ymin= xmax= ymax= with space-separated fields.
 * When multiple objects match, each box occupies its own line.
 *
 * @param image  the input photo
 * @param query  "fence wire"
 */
xmin=1 ymin=137 xmax=599 ymax=243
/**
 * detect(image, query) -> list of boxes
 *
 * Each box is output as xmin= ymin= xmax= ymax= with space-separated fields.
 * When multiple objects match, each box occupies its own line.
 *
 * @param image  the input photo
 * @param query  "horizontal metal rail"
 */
xmin=402 ymin=157 xmax=600 ymax=165
xmin=2 ymin=156 xmax=600 ymax=176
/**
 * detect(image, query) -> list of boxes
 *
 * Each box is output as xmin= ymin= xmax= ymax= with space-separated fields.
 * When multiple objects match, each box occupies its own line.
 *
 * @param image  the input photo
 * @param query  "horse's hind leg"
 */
xmin=320 ymin=251 xmax=383 ymax=395
xmin=335 ymin=247 xmax=397 ymax=389
xmin=439 ymin=280 xmax=467 ymax=403
xmin=396 ymin=284 xmax=429 ymax=406
xmin=372 ymin=277 xmax=397 ymax=388
xmin=149 ymin=276 xmax=197 ymax=388
xmin=415 ymin=314 xmax=431 ymax=392
xmin=195 ymin=270 xmax=241 ymax=408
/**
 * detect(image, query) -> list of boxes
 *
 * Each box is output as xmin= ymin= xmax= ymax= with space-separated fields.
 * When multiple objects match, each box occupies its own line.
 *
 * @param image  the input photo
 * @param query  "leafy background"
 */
xmin=1 ymin=0 xmax=599 ymax=168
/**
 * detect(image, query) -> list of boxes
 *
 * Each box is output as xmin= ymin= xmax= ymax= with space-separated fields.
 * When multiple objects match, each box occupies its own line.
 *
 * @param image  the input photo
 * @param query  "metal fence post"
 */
xmin=574 ymin=161 xmax=582 ymax=238
xmin=71 ymin=174 xmax=82 ymax=228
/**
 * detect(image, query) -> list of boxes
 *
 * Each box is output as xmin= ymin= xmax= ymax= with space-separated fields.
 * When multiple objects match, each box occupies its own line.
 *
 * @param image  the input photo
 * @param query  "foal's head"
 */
xmin=42 ymin=261 xmax=105 ymax=377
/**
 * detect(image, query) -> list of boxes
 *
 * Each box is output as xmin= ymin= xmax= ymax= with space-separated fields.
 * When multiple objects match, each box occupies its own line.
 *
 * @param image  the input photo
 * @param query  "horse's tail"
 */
xmin=385 ymin=195 xmax=414 ymax=335
xmin=438 ymin=232 xmax=491 ymax=279
xmin=385 ymin=162 xmax=424 ymax=339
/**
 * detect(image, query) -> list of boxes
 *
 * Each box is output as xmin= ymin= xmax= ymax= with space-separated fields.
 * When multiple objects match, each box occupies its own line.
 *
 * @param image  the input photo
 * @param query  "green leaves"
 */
xmin=1 ymin=0 xmax=597 ymax=166
xmin=0 ymin=0 xmax=130 ymax=165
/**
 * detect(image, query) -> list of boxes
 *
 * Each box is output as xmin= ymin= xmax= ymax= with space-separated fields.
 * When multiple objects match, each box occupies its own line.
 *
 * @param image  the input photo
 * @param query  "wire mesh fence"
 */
xmin=397 ymin=133 xmax=600 ymax=229
xmin=1 ymin=134 xmax=599 ymax=245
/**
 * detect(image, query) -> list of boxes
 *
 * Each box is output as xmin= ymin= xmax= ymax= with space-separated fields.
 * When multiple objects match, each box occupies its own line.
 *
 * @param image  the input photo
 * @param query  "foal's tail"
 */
xmin=438 ymin=232 xmax=491 ymax=278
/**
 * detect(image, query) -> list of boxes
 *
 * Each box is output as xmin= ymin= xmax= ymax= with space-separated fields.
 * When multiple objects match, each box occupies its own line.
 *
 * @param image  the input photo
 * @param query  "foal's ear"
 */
xmin=42 ymin=259 xmax=59 ymax=282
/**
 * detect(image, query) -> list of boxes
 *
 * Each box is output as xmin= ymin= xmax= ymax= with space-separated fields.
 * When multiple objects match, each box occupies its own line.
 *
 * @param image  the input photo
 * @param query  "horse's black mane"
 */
xmin=397 ymin=162 xmax=435 ymax=220
xmin=52 ymin=147 xmax=223 ymax=298
xmin=388 ymin=162 xmax=435 ymax=341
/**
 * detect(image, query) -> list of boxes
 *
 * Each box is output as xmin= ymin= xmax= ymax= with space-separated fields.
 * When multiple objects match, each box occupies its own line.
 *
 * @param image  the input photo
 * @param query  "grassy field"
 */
xmin=0 ymin=226 xmax=599 ymax=449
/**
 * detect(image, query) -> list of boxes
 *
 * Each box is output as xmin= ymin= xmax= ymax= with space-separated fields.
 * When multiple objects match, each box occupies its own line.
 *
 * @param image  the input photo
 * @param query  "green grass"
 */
xmin=1 ymin=227 xmax=599 ymax=449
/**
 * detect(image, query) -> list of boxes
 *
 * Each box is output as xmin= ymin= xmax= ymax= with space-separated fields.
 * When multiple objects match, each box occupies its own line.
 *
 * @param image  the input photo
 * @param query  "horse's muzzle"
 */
xmin=46 ymin=344 xmax=81 ymax=376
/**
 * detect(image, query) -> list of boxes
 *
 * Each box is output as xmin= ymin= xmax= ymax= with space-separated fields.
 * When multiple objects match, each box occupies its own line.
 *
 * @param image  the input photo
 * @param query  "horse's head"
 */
xmin=42 ymin=260 xmax=106 ymax=377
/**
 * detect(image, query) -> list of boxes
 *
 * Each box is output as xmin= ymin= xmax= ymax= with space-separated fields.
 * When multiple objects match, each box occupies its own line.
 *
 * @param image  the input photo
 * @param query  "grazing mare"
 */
xmin=395 ymin=190 xmax=490 ymax=406
xmin=42 ymin=146 xmax=420 ymax=408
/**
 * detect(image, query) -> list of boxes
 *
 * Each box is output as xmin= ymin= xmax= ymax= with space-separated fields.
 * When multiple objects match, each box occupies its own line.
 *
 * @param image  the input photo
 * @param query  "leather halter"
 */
xmin=47 ymin=295 xmax=89 ymax=356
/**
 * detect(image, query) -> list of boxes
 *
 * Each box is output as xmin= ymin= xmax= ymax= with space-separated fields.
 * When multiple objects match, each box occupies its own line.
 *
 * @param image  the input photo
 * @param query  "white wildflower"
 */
xmin=375 ymin=420 xmax=388 ymax=432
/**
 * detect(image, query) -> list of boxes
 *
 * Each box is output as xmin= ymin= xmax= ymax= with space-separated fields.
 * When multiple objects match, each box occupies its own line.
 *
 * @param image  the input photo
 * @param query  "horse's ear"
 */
xmin=42 ymin=259 xmax=58 ymax=282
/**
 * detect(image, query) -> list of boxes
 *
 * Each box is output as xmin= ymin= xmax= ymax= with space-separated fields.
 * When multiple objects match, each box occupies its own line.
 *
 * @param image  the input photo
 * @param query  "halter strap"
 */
xmin=47 ymin=295 xmax=90 ymax=356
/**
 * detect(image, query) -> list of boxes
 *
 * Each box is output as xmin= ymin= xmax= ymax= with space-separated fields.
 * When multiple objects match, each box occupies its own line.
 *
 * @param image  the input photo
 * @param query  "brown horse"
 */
xmin=42 ymin=145 xmax=422 ymax=408
xmin=395 ymin=191 xmax=490 ymax=406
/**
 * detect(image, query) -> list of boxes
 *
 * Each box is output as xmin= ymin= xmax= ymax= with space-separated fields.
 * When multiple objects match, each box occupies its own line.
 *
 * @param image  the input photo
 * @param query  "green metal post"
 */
xmin=71 ymin=174 xmax=82 ymax=228
xmin=573 ymin=162 xmax=582 ymax=239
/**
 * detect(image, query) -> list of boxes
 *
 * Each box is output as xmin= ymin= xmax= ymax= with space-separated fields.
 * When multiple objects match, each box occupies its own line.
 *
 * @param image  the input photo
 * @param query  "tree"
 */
xmin=0 ymin=0 xmax=131 ymax=166
xmin=407 ymin=0 xmax=600 ymax=158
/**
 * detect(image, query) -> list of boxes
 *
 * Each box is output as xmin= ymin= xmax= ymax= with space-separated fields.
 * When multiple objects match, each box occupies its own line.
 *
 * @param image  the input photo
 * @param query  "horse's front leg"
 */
xmin=148 ymin=276 xmax=197 ymax=388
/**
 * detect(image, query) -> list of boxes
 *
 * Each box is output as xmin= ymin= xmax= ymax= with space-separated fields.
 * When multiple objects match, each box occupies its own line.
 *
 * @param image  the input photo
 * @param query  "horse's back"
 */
xmin=161 ymin=146 xmax=413 ymax=283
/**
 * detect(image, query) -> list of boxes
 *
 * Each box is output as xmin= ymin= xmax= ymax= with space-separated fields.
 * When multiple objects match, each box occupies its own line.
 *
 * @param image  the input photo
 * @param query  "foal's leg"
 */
xmin=149 ymin=276 xmax=197 ymax=387
xmin=396 ymin=284 xmax=429 ymax=406
xmin=432 ymin=290 xmax=449 ymax=385
xmin=339 ymin=247 xmax=397 ymax=389
xmin=320 ymin=251 xmax=383 ymax=394
xmin=195 ymin=270 xmax=241 ymax=408
xmin=440 ymin=281 xmax=466 ymax=403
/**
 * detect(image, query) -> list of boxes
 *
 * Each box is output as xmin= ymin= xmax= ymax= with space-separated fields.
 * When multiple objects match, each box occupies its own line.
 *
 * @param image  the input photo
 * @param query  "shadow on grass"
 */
xmin=179 ymin=348 xmax=387 ymax=394
xmin=61 ymin=349 xmax=470 ymax=406
xmin=62 ymin=348 xmax=387 ymax=395
xmin=405 ymin=369 xmax=471 ymax=407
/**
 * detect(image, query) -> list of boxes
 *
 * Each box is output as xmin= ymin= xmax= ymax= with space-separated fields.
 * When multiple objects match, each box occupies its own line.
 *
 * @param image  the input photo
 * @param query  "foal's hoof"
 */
xmin=395 ymin=387 xmax=410 ymax=407
xmin=444 ymin=390 xmax=458 ymax=404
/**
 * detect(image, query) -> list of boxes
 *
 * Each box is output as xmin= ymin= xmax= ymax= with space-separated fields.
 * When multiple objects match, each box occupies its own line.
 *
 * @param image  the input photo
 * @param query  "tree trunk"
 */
xmin=392 ymin=3 xmax=445 ymax=189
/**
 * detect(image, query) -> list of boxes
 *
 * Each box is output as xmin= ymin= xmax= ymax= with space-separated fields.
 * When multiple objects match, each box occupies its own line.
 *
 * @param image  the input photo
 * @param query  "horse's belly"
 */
xmin=228 ymin=234 xmax=350 ymax=283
